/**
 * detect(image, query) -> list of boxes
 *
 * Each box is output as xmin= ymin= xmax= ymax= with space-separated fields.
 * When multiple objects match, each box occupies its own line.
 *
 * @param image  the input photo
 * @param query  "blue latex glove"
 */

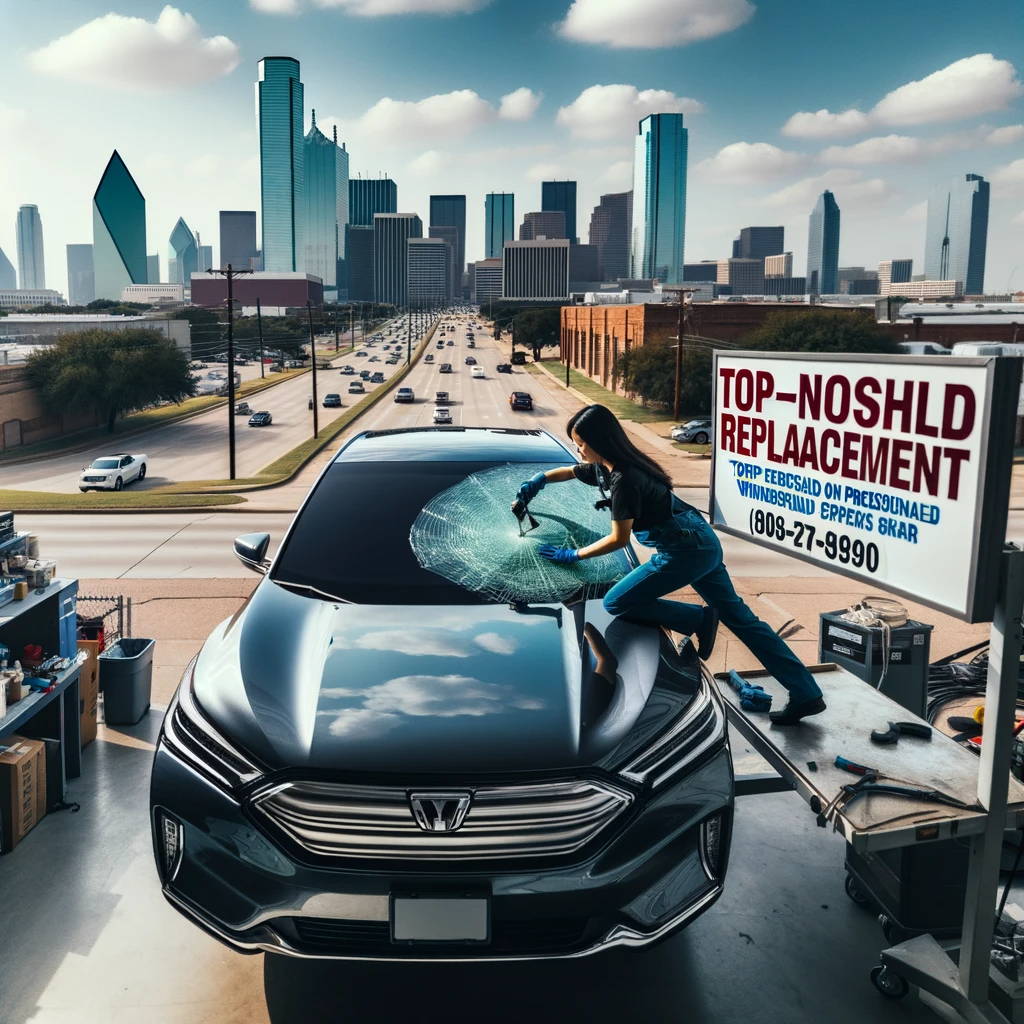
xmin=539 ymin=544 xmax=579 ymax=565
xmin=517 ymin=472 xmax=547 ymax=504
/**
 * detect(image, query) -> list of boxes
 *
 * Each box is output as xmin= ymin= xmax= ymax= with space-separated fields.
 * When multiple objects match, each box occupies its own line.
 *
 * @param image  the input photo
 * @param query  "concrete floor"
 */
xmin=1 ymin=710 xmax=947 ymax=1024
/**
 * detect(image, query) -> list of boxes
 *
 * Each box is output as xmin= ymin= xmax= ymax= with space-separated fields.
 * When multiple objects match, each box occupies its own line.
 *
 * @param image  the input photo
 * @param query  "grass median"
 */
xmin=0 ymin=488 xmax=245 ymax=510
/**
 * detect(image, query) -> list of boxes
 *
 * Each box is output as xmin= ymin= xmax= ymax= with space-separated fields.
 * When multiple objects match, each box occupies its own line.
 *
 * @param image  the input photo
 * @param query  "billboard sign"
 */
xmin=709 ymin=352 xmax=1020 ymax=622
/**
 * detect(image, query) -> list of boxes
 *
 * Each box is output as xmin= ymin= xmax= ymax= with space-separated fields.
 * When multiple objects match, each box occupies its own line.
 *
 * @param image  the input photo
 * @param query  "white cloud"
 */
xmin=782 ymin=54 xmax=1022 ymax=139
xmin=499 ymin=87 xmax=542 ymax=122
xmin=326 ymin=708 xmax=402 ymax=739
xmin=761 ymin=169 xmax=893 ymax=210
xmin=250 ymin=0 xmax=299 ymax=11
xmin=526 ymin=162 xmax=562 ymax=181
xmin=602 ymin=160 xmax=633 ymax=185
xmin=333 ymin=628 xmax=473 ymax=658
xmin=987 ymin=124 xmax=1024 ymax=145
xmin=992 ymin=158 xmax=1024 ymax=196
xmin=28 ymin=6 xmax=240 ymax=91
xmin=694 ymin=142 xmax=806 ymax=183
xmin=558 ymin=0 xmax=754 ymax=49
xmin=474 ymin=632 xmax=518 ymax=655
xmin=312 ymin=0 xmax=491 ymax=13
xmin=820 ymin=134 xmax=927 ymax=164
xmin=556 ymin=84 xmax=704 ymax=141
xmin=407 ymin=150 xmax=450 ymax=176
xmin=781 ymin=108 xmax=871 ymax=139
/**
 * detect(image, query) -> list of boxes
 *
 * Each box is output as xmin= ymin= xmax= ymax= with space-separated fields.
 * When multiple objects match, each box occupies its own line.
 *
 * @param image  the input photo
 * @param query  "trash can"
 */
xmin=99 ymin=638 xmax=155 ymax=725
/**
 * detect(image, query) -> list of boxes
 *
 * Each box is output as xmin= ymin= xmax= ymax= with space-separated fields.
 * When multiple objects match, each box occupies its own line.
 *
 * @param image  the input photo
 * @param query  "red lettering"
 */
xmin=824 ymin=376 xmax=851 ymax=424
xmin=767 ymin=420 xmax=783 ymax=463
xmin=889 ymin=439 xmax=913 ymax=490
xmin=944 ymin=448 xmax=970 ymax=500
xmin=860 ymin=435 xmax=889 ymax=484
xmin=820 ymin=429 xmax=840 ymax=473
xmin=799 ymin=374 xmax=821 ymax=420
xmin=782 ymin=424 xmax=800 ymax=464
xmin=942 ymin=384 xmax=976 ymax=441
xmin=736 ymin=369 xmax=754 ymax=411
xmin=755 ymin=370 xmax=774 ymax=412
xmin=737 ymin=415 xmax=751 ymax=456
xmin=798 ymin=428 xmax=819 ymax=471
xmin=720 ymin=412 xmax=736 ymax=451
xmin=914 ymin=382 xmax=939 ymax=438
xmin=853 ymin=377 xmax=881 ymax=428
xmin=841 ymin=431 xmax=860 ymax=478
xmin=751 ymin=418 xmax=768 ymax=457
xmin=719 ymin=367 xmax=736 ymax=408
xmin=883 ymin=379 xmax=914 ymax=433
xmin=913 ymin=443 xmax=941 ymax=496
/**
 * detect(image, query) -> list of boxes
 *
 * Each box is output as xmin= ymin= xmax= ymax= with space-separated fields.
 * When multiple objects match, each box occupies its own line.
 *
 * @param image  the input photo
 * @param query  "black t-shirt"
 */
xmin=573 ymin=462 xmax=673 ymax=531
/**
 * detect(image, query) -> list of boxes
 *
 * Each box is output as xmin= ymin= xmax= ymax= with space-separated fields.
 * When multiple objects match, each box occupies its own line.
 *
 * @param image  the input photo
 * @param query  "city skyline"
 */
xmin=1 ymin=1 xmax=1022 ymax=300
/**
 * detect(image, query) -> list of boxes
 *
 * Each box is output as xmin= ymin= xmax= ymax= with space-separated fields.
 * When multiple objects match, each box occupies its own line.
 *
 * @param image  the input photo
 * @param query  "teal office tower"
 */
xmin=93 ymin=150 xmax=147 ymax=301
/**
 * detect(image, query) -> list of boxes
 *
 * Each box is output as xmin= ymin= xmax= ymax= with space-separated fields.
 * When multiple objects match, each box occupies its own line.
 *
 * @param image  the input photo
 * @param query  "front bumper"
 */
xmin=151 ymin=738 xmax=733 ymax=962
xmin=79 ymin=477 xmax=116 ymax=490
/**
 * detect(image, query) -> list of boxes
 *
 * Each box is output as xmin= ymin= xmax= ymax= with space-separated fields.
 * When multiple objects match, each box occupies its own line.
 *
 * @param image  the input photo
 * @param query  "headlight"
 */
xmin=162 ymin=658 xmax=263 ymax=791
xmin=155 ymin=810 xmax=184 ymax=882
xmin=618 ymin=668 xmax=726 ymax=788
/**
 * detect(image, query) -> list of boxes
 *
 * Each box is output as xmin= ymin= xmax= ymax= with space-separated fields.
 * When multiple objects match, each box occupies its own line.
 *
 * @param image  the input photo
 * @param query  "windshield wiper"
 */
xmin=273 ymin=579 xmax=354 ymax=605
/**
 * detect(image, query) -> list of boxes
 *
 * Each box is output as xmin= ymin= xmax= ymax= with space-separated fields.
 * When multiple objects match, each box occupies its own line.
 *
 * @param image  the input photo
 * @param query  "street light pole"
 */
xmin=307 ymin=301 xmax=319 ymax=439
xmin=407 ymin=302 xmax=412 ymax=365
xmin=256 ymin=297 xmax=265 ymax=379
xmin=208 ymin=263 xmax=253 ymax=480
xmin=673 ymin=289 xmax=694 ymax=421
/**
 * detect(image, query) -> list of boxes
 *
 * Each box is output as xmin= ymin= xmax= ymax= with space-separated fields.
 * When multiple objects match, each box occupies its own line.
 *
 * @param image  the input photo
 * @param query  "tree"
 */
xmin=26 ymin=328 xmax=197 ymax=432
xmin=614 ymin=342 xmax=713 ymax=415
xmin=741 ymin=309 xmax=899 ymax=354
xmin=512 ymin=307 xmax=561 ymax=360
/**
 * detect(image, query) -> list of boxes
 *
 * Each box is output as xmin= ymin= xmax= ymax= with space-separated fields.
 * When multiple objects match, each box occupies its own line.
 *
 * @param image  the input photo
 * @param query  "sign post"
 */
xmin=709 ymin=351 xmax=1024 ymax=1018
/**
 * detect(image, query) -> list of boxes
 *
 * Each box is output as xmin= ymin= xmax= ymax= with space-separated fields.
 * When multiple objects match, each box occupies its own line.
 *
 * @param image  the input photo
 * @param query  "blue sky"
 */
xmin=1 ymin=0 xmax=1022 ymax=297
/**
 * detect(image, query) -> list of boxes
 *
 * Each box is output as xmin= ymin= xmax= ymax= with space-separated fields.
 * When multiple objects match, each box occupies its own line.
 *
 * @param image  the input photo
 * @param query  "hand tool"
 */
xmin=726 ymin=669 xmax=772 ymax=712
xmin=870 ymin=721 xmax=933 ymax=745
xmin=835 ymin=755 xmax=878 ymax=776
xmin=510 ymin=498 xmax=540 ymax=537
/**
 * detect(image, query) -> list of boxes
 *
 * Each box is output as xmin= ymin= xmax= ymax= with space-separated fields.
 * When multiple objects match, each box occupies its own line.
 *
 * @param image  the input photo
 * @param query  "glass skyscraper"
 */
xmin=542 ymin=181 xmax=577 ymax=245
xmin=631 ymin=114 xmax=687 ymax=284
xmin=168 ymin=217 xmax=199 ymax=286
xmin=349 ymin=177 xmax=397 ymax=226
xmin=485 ymin=193 xmax=514 ymax=259
xmin=303 ymin=112 xmax=348 ymax=298
xmin=346 ymin=225 xmax=375 ymax=301
xmin=0 ymin=247 xmax=16 ymax=289
xmin=93 ymin=150 xmax=147 ymax=300
xmin=429 ymin=194 xmax=466 ymax=278
xmin=67 ymin=244 xmax=95 ymax=305
xmin=16 ymin=205 xmax=45 ymax=289
xmin=806 ymin=190 xmax=840 ymax=294
xmin=147 ymin=254 xmax=160 ymax=283
xmin=374 ymin=213 xmax=422 ymax=306
xmin=924 ymin=173 xmax=990 ymax=294
xmin=257 ymin=56 xmax=304 ymax=273
xmin=219 ymin=212 xmax=258 ymax=271
xmin=589 ymin=191 xmax=632 ymax=282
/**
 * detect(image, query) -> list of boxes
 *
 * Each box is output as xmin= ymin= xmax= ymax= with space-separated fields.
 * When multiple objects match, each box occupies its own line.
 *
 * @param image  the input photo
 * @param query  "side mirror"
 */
xmin=234 ymin=533 xmax=271 ymax=575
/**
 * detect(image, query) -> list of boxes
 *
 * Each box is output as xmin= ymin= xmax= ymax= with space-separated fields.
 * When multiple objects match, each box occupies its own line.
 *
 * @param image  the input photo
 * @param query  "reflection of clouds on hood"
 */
xmin=333 ymin=628 xmax=473 ymax=658
xmin=334 ymin=606 xmax=547 ymax=634
xmin=474 ymin=632 xmax=518 ymax=655
xmin=322 ymin=674 xmax=545 ymax=720
xmin=323 ymin=707 xmax=402 ymax=739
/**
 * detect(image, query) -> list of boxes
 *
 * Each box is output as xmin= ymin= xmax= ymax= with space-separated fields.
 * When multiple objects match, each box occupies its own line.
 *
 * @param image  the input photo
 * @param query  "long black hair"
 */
xmin=567 ymin=405 xmax=672 ymax=486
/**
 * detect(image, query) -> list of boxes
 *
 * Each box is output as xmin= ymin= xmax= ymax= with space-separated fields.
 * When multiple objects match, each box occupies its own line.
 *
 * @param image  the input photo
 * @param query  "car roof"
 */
xmin=336 ymin=427 xmax=572 ymax=464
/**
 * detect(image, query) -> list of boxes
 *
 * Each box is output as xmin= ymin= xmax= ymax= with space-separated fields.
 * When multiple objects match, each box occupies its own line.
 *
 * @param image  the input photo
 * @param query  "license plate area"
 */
xmin=390 ymin=893 xmax=490 ymax=945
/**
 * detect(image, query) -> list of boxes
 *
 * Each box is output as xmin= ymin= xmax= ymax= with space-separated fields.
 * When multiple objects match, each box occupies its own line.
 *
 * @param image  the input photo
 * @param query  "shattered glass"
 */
xmin=409 ymin=463 xmax=629 ymax=604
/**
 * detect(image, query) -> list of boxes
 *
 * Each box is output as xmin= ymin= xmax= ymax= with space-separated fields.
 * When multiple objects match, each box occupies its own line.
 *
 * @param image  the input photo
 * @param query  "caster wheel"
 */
xmin=879 ymin=916 xmax=905 ymax=945
xmin=870 ymin=965 xmax=909 ymax=999
xmin=845 ymin=874 xmax=870 ymax=908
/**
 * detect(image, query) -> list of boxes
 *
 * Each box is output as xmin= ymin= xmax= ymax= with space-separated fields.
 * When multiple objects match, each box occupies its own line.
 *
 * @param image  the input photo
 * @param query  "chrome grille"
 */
xmin=252 ymin=779 xmax=633 ymax=860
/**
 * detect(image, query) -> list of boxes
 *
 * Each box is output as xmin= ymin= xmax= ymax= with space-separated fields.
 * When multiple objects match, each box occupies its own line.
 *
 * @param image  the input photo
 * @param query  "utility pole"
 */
xmin=673 ymin=289 xmax=694 ymax=421
xmin=334 ymin=308 xmax=339 ymax=352
xmin=349 ymin=304 xmax=354 ymax=351
xmin=307 ymin=301 xmax=319 ymax=438
xmin=208 ymin=263 xmax=253 ymax=480
xmin=256 ymin=297 xmax=265 ymax=379
xmin=407 ymin=302 xmax=412 ymax=365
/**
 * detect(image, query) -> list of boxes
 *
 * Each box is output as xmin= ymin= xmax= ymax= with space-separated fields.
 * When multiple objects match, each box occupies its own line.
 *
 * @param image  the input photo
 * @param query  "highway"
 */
xmin=2 ymin=317 xmax=421 ymax=492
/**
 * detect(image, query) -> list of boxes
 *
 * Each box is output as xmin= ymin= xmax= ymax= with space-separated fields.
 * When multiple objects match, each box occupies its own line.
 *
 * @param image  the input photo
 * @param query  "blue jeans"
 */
xmin=602 ymin=506 xmax=822 ymax=704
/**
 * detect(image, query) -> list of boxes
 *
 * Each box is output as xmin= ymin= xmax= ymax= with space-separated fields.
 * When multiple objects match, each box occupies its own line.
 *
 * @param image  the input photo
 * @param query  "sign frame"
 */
xmin=708 ymin=351 xmax=1021 ymax=624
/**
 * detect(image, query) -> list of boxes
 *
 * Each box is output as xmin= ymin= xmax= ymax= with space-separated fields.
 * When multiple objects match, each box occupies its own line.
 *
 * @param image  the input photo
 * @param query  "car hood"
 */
xmin=193 ymin=580 xmax=661 ymax=775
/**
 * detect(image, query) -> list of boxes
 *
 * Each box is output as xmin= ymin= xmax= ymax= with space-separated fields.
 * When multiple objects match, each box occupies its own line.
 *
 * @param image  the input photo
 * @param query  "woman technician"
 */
xmin=518 ymin=404 xmax=825 ymax=725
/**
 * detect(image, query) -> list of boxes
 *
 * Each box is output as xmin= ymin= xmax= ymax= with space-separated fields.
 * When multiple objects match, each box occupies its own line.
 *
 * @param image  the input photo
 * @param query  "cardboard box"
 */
xmin=0 ymin=735 xmax=47 ymax=852
xmin=77 ymin=640 xmax=100 ymax=748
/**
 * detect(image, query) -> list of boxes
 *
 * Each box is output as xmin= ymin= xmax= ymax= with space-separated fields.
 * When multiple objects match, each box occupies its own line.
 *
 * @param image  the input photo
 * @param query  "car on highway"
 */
xmin=323 ymin=394 xmax=343 ymax=408
xmin=248 ymin=412 xmax=273 ymax=427
xmin=471 ymin=366 xmax=485 ymax=379
xmin=467 ymin=341 xmax=475 ymax=348
xmin=447 ymin=340 xmax=454 ymax=346
xmin=370 ymin=372 xmax=385 ymax=383
xmin=496 ymin=363 xmax=512 ymax=374
xmin=356 ymin=351 xmax=367 ymax=357
xmin=509 ymin=391 xmax=533 ymax=411
xmin=432 ymin=406 xmax=453 ymax=424
xmin=465 ymin=356 xmax=477 ymax=365
xmin=234 ymin=402 xmax=253 ymax=416
xmin=671 ymin=419 xmax=713 ymax=445
xmin=439 ymin=363 xmax=452 ymax=373
xmin=150 ymin=427 xmax=731 ymax=962
xmin=360 ymin=370 xmax=371 ymax=380
xmin=79 ymin=453 xmax=148 ymax=492
xmin=348 ymin=381 xmax=365 ymax=394
xmin=369 ymin=356 xmax=380 ymax=362
xmin=340 ymin=366 xmax=355 ymax=375
xmin=425 ymin=354 xmax=434 ymax=364
xmin=434 ymin=390 xmax=449 ymax=404
xmin=394 ymin=387 xmax=415 ymax=403
xmin=387 ymin=357 xmax=400 ymax=365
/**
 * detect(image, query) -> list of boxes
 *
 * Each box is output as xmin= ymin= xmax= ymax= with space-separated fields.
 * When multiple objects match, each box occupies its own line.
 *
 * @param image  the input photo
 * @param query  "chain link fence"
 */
xmin=76 ymin=593 xmax=132 ymax=649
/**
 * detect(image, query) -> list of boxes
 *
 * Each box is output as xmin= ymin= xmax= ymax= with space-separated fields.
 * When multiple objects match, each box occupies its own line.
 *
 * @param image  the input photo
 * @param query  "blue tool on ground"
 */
xmin=726 ymin=670 xmax=773 ymax=712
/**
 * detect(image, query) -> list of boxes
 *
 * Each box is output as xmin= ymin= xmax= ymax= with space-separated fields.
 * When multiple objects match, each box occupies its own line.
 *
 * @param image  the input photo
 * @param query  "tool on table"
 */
xmin=510 ymin=498 xmax=540 ymax=537
xmin=870 ymin=721 xmax=934 ymax=745
xmin=835 ymin=755 xmax=878 ymax=776
xmin=726 ymin=669 xmax=772 ymax=712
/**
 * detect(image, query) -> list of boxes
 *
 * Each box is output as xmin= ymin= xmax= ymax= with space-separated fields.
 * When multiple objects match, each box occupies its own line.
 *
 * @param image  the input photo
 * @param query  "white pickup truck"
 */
xmin=79 ymin=453 xmax=148 ymax=492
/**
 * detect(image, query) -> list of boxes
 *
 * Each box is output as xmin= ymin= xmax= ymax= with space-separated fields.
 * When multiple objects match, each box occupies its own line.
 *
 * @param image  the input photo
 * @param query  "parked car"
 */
xmin=394 ymin=387 xmax=415 ymax=403
xmin=234 ymin=402 xmax=253 ymax=416
xmin=511 ymin=352 xmax=527 ymax=365
xmin=671 ymin=419 xmax=713 ymax=445
xmin=439 ymin=363 xmax=452 ymax=373
xmin=496 ymin=363 xmax=512 ymax=374
xmin=323 ymin=394 xmax=343 ymax=408
xmin=509 ymin=391 xmax=533 ymax=411
xmin=432 ymin=407 xmax=453 ymax=424
xmin=348 ymin=381 xmax=365 ymax=394
xmin=248 ymin=412 xmax=273 ymax=427
xmin=79 ymin=452 xmax=148 ymax=492
xmin=370 ymin=372 xmax=385 ymax=383
xmin=150 ymin=427 xmax=731 ymax=962
xmin=434 ymin=390 xmax=449 ymax=404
